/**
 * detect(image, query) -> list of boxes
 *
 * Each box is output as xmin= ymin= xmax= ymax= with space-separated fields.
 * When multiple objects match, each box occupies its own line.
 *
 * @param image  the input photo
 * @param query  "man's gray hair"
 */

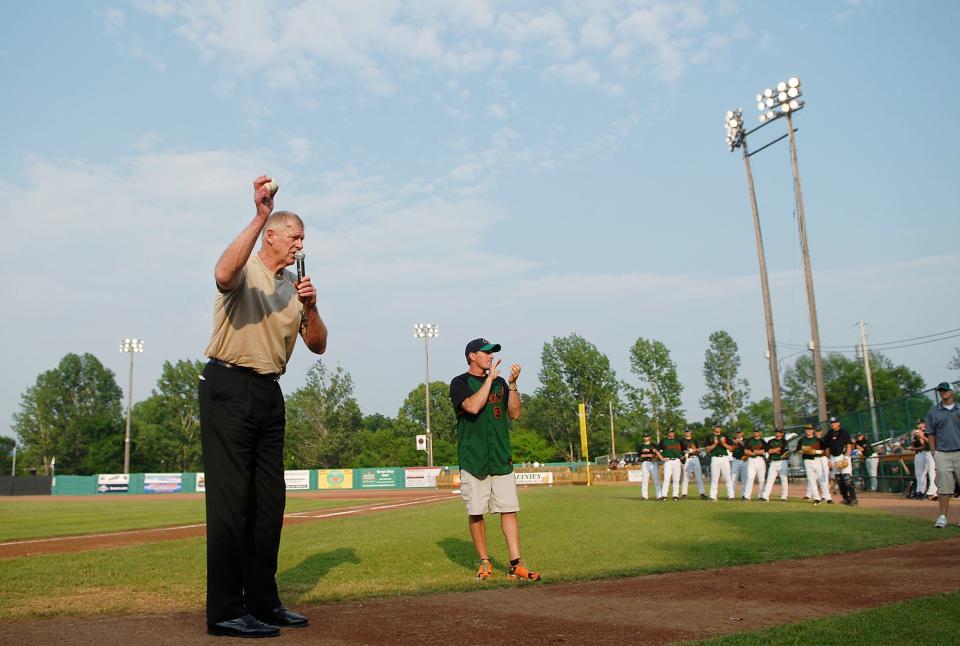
xmin=261 ymin=211 xmax=304 ymax=242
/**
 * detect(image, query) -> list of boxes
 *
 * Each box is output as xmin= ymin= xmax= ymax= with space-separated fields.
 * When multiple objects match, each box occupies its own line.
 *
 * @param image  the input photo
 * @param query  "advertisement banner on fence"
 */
xmin=404 ymin=467 xmax=442 ymax=488
xmin=515 ymin=471 xmax=554 ymax=486
xmin=357 ymin=467 xmax=403 ymax=489
xmin=96 ymin=473 xmax=129 ymax=494
xmin=317 ymin=469 xmax=354 ymax=490
xmin=195 ymin=472 xmax=206 ymax=492
xmin=626 ymin=469 xmax=643 ymax=483
xmin=284 ymin=470 xmax=311 ymax=490
xmin=144 ymin=473 xmax=182 ymax=494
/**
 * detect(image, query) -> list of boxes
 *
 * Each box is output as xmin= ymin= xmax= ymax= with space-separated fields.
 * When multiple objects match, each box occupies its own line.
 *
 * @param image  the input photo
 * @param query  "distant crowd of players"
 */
xmin=619 ymin=416 xmax=873 ymax=505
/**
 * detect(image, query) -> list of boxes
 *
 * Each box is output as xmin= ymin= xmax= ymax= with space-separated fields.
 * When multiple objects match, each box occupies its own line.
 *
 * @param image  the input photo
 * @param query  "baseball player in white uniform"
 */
xmin=681 ymin=429 xmax=707 ymax=499
xmin=706 ymin=424 xmax=735 ymax=501
xmin=741 ymin=428 xmax=767 ymax=501
xmin=761 ymin=427 xmax=790 ymax=501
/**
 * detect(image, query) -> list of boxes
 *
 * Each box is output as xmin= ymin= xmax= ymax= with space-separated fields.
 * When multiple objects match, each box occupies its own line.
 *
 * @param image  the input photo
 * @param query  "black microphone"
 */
xmin=295 ymin=251 xmax=305 ymax=282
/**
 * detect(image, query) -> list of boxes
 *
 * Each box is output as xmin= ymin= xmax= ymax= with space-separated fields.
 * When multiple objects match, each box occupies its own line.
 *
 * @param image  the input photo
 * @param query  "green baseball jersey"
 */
xmin=707 ymin=434 xmax=729 ymax=457
xmin=744 ymin=437 xmax=766 ymax=456
xmin=449 ymin=373 xmax=513 ymax=478
xmin=658 ymin=437 xmax=684 ymax=459
xmin=731 ymin=438 xmax=745 ymax=459
xmin=797 ymin=436 xmax=823 ymax=460
xmin=766 ymin=437 xmax=790 ymax=461
xmin=638 ymin=442 xmax=658 ymax=461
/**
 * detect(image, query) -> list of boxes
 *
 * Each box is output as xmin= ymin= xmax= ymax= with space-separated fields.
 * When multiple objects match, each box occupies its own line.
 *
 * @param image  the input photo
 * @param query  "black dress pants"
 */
xmin=199 ymin=361 xmax=286 ymax=624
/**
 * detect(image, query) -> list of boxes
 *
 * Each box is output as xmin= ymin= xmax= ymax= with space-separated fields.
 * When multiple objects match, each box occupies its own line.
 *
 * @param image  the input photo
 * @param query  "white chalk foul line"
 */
xmin=0 ymin=494 xmax=458 ymax=548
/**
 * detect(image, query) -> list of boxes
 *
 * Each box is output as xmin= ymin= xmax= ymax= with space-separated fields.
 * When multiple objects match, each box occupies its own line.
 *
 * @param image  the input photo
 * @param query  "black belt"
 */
xmin=207 ymin=359 xmax=281 ymax=381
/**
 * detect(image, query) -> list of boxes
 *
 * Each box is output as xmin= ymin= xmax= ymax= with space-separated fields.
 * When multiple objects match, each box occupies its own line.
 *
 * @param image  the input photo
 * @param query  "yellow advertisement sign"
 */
xmin=317 ymin=469 xmax=354 ymax=490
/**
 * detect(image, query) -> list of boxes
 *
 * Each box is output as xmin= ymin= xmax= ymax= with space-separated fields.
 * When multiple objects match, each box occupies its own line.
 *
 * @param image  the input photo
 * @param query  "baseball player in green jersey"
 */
xmin=730 ymin=429 xmax=748 ymax=498
xmin=681 ymin=429 xmax=707 ymax=499
xmin=760 ymin=428 xmax=790 ymax=501
xmin=658 ymin=429 xmax=685 ymax=500
xmin=741 ymin=428 xmax=767 ymax=500
xmin=814 ymin=428 xmax=833 ymax=503
xmin=798 ymin=424 xmax=827 ymax=505
xmin=706 ymin=424 xmax=735 ymax=501
xmin=637 ymin=433 xmax=664 ymax=500
xmin=449 ymin=338 xmax=540 ymax=582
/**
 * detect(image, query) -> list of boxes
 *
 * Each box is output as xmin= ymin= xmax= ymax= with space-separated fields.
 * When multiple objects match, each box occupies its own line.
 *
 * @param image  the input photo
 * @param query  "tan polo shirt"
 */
xmin=204 ymin=253 xmax=304 ymax=375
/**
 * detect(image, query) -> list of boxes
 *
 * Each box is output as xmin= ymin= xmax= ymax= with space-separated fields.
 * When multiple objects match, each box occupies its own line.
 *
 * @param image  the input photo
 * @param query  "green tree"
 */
xmin=12 ymin=353 xmax=123 ymax=475
xmin=529 ymin=334 xmax=621 ymax=461
xmin=284 ymin=360 xmax=364 ymax=469
xmin=0 ymin=436 xmax=14 ymax=475
xmin=395 ymin=381 xmax=457 ymax=465
xmin=629 ymin=337 xmax=685 ymax=442
xmin=700 ymin=330 xmax=749 ymax=428
xmin=355 ymin=414 xmax=421 ymax=467
xmin=130 ymin=359 xmax=204 ymax=472
xmin=949 ymin=347 xmax=960 ymax=372
xmin=782 ymin=352 xmax=925 ymax=420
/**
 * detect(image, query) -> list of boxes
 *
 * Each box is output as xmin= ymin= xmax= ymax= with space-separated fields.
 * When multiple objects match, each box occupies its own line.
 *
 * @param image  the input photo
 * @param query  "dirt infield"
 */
xmin=0 ymin=490 xmax=458 ymax=559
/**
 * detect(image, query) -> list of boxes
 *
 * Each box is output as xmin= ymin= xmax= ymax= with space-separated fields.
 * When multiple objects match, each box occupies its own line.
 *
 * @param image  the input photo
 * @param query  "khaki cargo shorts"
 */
xmin=935 ymin=450 xmax=960 ymax=493
xmin=459 ymin=469 xmax=520 ymax=515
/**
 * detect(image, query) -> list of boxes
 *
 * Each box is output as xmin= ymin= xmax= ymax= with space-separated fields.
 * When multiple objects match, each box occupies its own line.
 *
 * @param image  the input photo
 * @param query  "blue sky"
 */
xmin=2 ymin=1 xmax=959 ymax=440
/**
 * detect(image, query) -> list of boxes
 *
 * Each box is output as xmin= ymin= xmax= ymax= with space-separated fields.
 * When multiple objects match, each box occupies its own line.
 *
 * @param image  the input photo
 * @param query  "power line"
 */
xmin=776 ymin=327 xmax=960 ymax=352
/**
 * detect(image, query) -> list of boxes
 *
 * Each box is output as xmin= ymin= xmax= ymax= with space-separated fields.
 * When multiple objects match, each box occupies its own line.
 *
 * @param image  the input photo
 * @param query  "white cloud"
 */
xmin=487 ymin=103 xmax=507 ymax=119
xmin=581 ymin=13 xmax=612 ymax=49
xmin=545 ymin=59 xmax=601 ymax=87
xmin=104 ymin=8 xmax=126 ymax=33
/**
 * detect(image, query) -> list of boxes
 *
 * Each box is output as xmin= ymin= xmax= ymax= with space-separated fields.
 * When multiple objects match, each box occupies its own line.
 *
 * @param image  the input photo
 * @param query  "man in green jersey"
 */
xmin=760 ymin=428 xmax=790 ymax=501
xmin=706 ymin=424 xmax=735 ymax=501
xmin=741 ymin=428 xmax=767 ymax=501
xmin=637 ymin=432 xmax=664 ymax=500
xmin=798 ymin=425 xmax=827 ymax=505
xmin=449 ymin=338 xmax=540 ymax=581
xmin=658 ymin=429 xmax=685 ymax=500
xmin=730 ymin=429 xmax=747 ymax=498
xmin=681 ymin=429 xmax=707 ymax=499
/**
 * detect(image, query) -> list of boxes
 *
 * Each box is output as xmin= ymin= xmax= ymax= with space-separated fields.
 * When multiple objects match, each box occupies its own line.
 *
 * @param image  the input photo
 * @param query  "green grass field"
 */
xmin=0 ymin=496 xmax=379 ymax=541
xmin=0 ymin=487 xmax=944 ymax=623
xmin=690 ymin=591 xmax=960 ymax=645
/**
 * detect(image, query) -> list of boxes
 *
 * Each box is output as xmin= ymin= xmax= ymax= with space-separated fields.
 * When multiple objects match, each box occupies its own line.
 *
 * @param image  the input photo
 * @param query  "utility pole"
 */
xmin=858 ymin=320 xmax=879 ymax=439
xmin=785 ymin=110 xmax=827 ymax=426
xmin=609 ymin=400 xmax=616 ymax=459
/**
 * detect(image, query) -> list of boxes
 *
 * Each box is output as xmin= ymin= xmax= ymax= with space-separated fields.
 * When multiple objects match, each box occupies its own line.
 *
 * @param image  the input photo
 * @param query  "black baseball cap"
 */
xmin=774 ymin=427 xmax=784 ymax=434
xmin=464 ymin=338 xmax=501 ymax=359
xmin=936 ymin=382 xmax=954 ymax=392
xmin=828 ymin=416 xmax=839 ymax=423
xmin=915 ymin=418 xmax=925 ymax=425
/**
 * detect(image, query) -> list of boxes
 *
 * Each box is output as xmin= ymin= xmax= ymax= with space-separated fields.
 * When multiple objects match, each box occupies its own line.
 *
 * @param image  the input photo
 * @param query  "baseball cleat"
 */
xmin=476 ymin=558 xmax=493 ymax=581
xmin=934 ymin=515 xmax=948 ymax=528
xmin=813 ymin=500 xmax=821 ymax=506
xmin=672 ymin=496 xmax=679 ymax=501
xmin=759 ymin=497 xmax=769 ymax=502
xmin=700 ymin=494 xmax=708 ymax=500
xmin=507 ymin=560 xmax=541 ymax=581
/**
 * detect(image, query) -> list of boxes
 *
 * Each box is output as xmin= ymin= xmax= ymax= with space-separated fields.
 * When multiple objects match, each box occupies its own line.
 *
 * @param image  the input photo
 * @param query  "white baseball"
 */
xmin=264 ymin=178 xmax=279 ymax=196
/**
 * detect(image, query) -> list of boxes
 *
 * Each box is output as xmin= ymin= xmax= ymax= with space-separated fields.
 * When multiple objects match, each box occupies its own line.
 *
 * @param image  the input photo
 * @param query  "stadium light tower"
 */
xmin=754 ymin=77 xmax=828 ymax=426
xmin=119 ymin=338 xmax=144 ymax=474
xmin=725 ymin=108 xmax=784 ymax=429
xmin=413 ymin=323 xmax=439 ymax=467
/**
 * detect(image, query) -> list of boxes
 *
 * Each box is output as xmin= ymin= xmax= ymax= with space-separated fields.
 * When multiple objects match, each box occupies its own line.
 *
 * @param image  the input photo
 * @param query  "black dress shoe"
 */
xmin=255 ymin=606 xmax=309 ymax=628
xmin=207 ymin=614 xmax=280 ymax=638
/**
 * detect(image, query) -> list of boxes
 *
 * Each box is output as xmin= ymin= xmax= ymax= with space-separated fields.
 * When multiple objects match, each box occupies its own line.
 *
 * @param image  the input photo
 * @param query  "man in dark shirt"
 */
xmin=761 ymin=428 xmax=790 ymax=501
xmin=658 ymin=429 xmax=685 ymax=500
xmin=637 ymin=433 xmax=664 ymax=500
xmin=449 ymin=338 xmax=540 ymax=581
xmin=706 ymin=424 xmax=735 ymax=501
xmin=797 ymin=425 xmax=827 ymax=505
xmin=824 ymin=416 xmax=857 ymax=506
xmin=681 ymin=429 xmax=707 ymax=499
xmin=854 ymin=432 xmax=878 ymax=492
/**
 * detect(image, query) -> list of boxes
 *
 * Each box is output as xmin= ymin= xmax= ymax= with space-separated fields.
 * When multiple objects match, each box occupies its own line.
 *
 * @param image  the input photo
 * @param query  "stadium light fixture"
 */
xmin=118 ymin=338 xmax=144 ymax=474
xmin=413 ymin=323 xmax=439 ymax=467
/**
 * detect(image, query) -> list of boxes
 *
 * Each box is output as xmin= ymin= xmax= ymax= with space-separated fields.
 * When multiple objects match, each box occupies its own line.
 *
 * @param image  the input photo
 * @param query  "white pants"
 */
xmin=742 ymin=456 xmax=767 ymax=500
xmin=803 ymin=459 xmax=827 ymax=501
xmin=641 ymin=461 xmax=661 ymax=499
xmin=916 ymin=451 xmax=938 ymax=496
xmin=731 ymin=459 xmax=748 ymax=497
xmin=865 ymin=455 xmax=879 ymax=491
xmin=710 ymin=456 xmax=734 ymax=500
xmin=682 ymin=457 xmax=705 ymax=496
xmin=661 ymin=458 xmax=682 ymax=498
xmin=818 ymin=456 xmax=832 ymax=501
xmin=762 ymin=460 xmax=789 ymax=500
